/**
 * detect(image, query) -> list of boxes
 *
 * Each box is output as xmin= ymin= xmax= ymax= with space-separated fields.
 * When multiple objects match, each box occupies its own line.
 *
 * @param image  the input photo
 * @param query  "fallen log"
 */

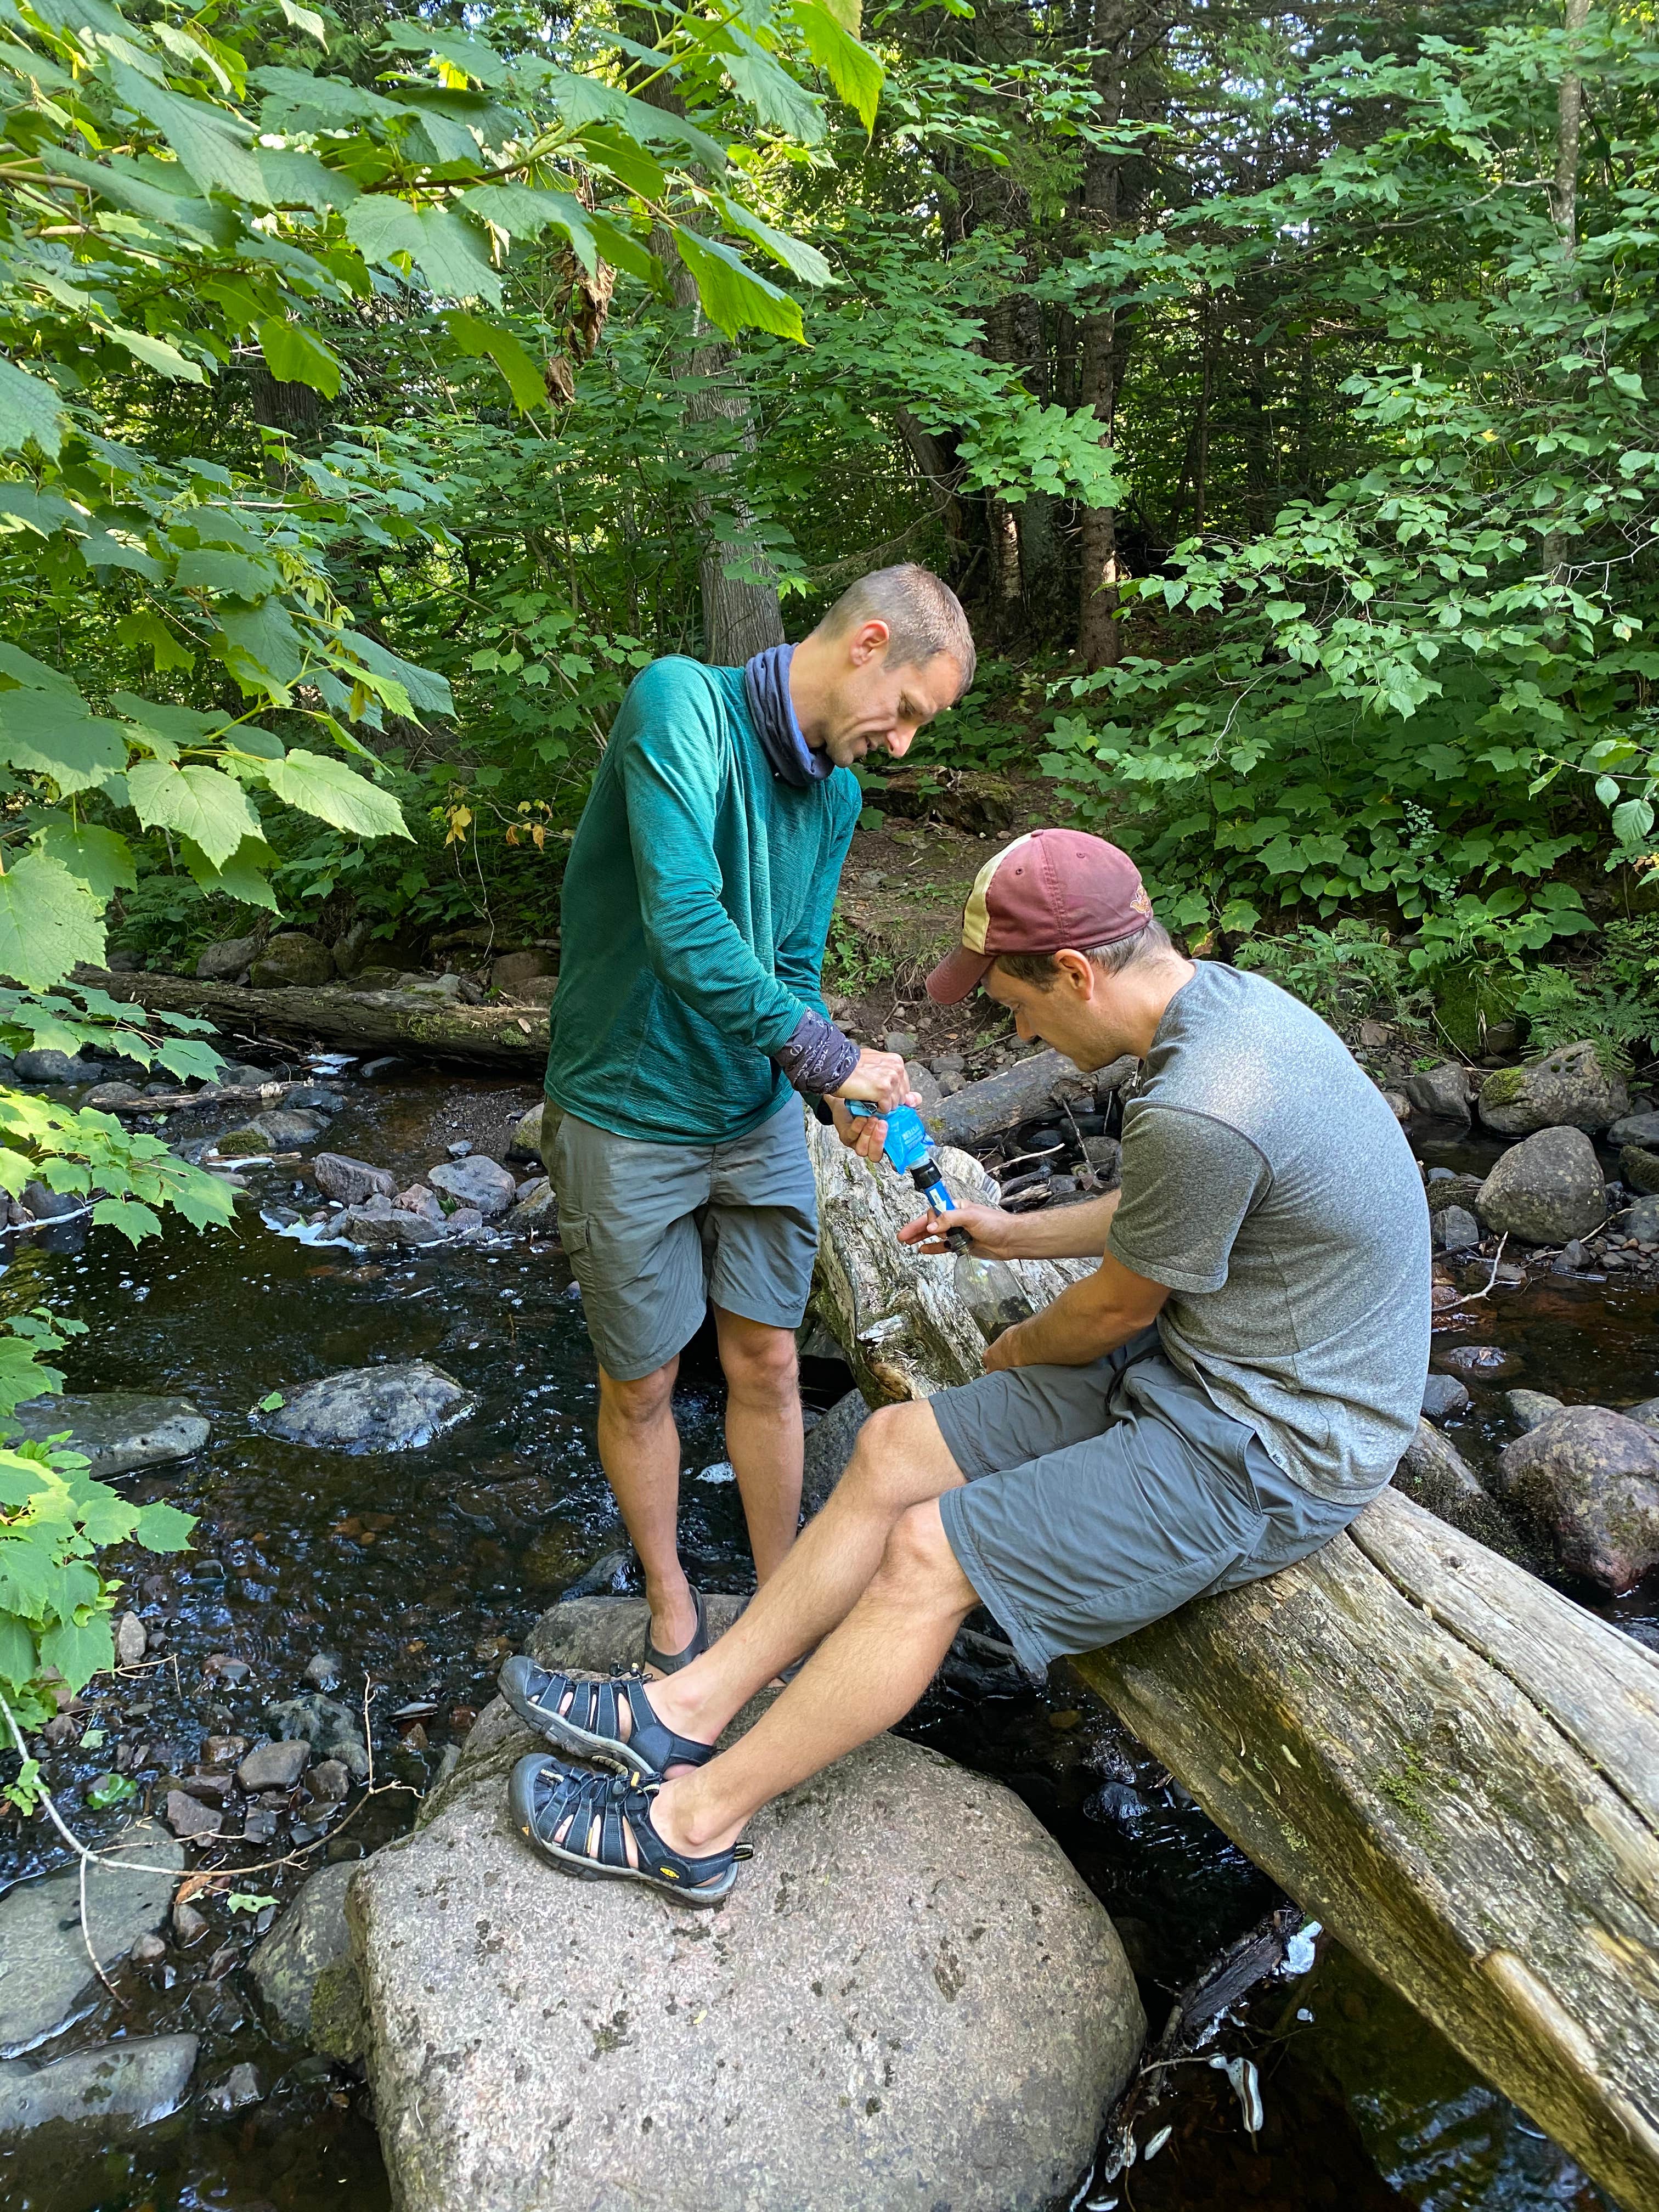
xmin=80 ymin=968 xmax=550 ymax=1072
xmin=804 ymin=1110 xmax=1659 ymax=2212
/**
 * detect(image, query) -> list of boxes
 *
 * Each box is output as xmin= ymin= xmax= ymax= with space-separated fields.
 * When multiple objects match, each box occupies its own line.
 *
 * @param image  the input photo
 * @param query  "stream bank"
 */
xmin=0 ymin=1039 xmax=1646 ymax=2211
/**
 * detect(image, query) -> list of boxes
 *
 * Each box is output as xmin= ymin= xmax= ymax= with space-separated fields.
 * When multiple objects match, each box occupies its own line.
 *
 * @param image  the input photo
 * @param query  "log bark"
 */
xmin=803 ymin=1111 xmax=1659 ymax=2212
xmin=83 ymin=970 xmax=550 ymax=1073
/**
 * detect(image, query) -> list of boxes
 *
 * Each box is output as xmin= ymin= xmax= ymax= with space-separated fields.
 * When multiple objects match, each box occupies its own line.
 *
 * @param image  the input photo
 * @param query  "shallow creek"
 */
xmin=0 ymin=1069 xmax=1649 ymax=2211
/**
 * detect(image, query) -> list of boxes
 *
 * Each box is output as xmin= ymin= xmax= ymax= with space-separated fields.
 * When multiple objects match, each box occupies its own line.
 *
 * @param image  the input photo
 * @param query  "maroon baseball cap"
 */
xmin=926 ymin=830 xmax=1153 ymax=1005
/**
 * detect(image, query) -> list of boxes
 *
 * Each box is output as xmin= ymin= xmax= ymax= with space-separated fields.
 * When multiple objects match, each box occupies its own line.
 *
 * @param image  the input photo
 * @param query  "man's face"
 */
xmin=984 ymin=958 xmax=1125 ymax=1071
xmin=817 ymin=625 xmax=962 ymax=768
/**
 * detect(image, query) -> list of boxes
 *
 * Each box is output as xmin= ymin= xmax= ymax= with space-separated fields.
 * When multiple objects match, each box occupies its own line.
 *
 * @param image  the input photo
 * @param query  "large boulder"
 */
xmin=336 ymin=1205 xmax=449 ymax=1251
xmin=1390 ymin=1418 xmax=1523 ymax=1556
xmin=267 ymin=1362 xmax=474 ymax=1452
xmin=247 ymin=933 xmax=336 ymax=989
xmin=313 ymin=1153 xmax=397 ymax=1207
xmin=1493 ymin=1407 xmax=1659 ymax=1590
xmin=195 ymin=934 xmax=260 ymax=983
xmin=1476 ymin=1127 xmax=1606 ymax=1244
xmin=504 ymin=1179 xmax=557 ymax=1232
xmin=13 ymin=1048 xmax=92 ymax=1086
xmin=1621 ymin=1145 xmax=1659 ymax=1197
xmin=932 ymin=1049 xmax=1097 ymax=1147
xmin=1477 ymin=1042 xmax=1628 ymax=1137
xmin=802 ymin=1386 xmax=872 ymax=1516
xmin=0 ymin=2034 xmax=197 ymax=2138
xmin=428 ymin=1155 xmax=517 ymax=1219
xmin=1609 ymin=1109 xmax=1659 ymax=1148
xmin=489 ymin=950 xmax=556 ymax=997
xmin=5 ymin=1392 xmax=207 ymax=1477
xmin=0 ymin=1821 xmax=181 ymax=2055
xmin=349 ymin=1599 xmax=1146 ymax=2212
xmin=1402 ymin=1063 xmax=1472 ymax=1124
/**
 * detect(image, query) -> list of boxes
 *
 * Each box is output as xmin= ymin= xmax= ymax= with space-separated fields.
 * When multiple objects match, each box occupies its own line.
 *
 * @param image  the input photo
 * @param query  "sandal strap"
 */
xmin=617 ymin=1674 xmax=716 ymax=1775
xmin=524 ymin=1761 xmax=749 ymax=1887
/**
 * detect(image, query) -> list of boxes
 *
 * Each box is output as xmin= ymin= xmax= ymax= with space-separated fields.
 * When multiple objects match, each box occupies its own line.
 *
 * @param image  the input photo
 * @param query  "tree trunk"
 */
xmin=665 ymin=251 xmax=785 ymax=667
xmin=1075 ymin=3 xmax=1124 ymax=672
xmin=802 ymin=1110 xmax=1659 ymax=2212
xmin=1552 ymin=0 xmax=1592 ymax=257
xmin=86 ymin=971 xmax=552 ymax=1072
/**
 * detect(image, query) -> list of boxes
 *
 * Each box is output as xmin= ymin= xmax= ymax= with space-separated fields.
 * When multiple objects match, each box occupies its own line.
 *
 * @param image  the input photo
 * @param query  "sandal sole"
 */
xmin=507 ymin=1754 xmax=736 ymax=1907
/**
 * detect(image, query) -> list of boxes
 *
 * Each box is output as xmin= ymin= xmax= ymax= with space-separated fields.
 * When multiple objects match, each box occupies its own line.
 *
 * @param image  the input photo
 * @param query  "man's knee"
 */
xmin=874 ymin=1499 xmax=974 ymax=1608
xmin=719 ymin=1321 xmax=798 ymax=1400
xmin=840 ymin=1401 xmax=943 ymax=1508
xmin=599 ymin=1362 xmax=676 ymax=1428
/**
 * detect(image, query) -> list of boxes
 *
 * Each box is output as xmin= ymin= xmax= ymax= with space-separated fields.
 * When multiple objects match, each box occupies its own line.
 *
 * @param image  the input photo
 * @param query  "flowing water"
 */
xmin=0 ymin=1072 xmax=1647 ymax=2211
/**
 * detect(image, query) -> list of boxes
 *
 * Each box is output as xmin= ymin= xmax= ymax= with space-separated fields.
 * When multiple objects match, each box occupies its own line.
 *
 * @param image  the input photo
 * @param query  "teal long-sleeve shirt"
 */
xmin=545 ymin=657 xmax=863 ymax=1145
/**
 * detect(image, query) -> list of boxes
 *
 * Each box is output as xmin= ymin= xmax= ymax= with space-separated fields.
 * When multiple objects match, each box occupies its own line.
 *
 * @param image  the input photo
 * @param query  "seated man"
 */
xmin=499 ymin=828 xmax=1432 ymax=1903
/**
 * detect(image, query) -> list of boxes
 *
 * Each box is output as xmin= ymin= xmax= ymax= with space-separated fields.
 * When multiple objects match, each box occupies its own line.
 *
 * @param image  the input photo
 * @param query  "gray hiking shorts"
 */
xmin=545 ymin=1101 xmax=818 ymax=1382
xmin=934 ymin=1327 xmax=1363 ymax=1678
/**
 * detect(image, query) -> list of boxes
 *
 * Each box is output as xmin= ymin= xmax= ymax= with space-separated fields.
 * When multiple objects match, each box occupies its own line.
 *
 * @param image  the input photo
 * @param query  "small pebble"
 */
xmin=129 ymin=1932 xmax=166 ymax=1966
xmin=446 ymin=1139 xmax=473 ymax=1159
xmin=172 ymin=1900 xmax=208 ymax=1947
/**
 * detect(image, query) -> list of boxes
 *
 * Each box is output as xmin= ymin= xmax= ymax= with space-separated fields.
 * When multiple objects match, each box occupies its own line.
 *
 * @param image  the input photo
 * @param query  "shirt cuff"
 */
xmin=771 ymin=1007 xmax=860 ymax=1096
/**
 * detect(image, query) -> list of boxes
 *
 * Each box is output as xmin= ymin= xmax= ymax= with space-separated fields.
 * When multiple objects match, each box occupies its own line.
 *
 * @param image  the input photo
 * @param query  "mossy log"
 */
xmin=83 ymin=969 xmax=550 ymax=1071
xmin=804 ymin=1111 xmax=1659 ymax=2212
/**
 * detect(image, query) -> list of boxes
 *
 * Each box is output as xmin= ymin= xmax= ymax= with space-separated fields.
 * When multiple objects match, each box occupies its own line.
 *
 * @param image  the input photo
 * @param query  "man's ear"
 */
xmin=1051 ymin=949 xmax=1097 ymax=998
xmin=847 ymin=618 xmax=891 ymax=667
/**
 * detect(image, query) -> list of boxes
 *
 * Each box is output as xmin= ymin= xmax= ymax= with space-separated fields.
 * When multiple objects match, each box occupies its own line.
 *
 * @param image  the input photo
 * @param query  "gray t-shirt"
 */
xmin=1106 ymin=961 xmax=1430 ymax=1505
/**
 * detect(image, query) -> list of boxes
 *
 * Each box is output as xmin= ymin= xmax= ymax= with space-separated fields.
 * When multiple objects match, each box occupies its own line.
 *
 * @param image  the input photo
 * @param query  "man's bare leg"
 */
xmin=644 ymin=1399 xmax=963 ymax=1750
xmin=712 ymin=1307 xmax=802 ymax=1585
xmin=595 ymin=1356 xmax=698 ymax=1660
xmin=650 ymin=1499 xmax=977 ymax=1857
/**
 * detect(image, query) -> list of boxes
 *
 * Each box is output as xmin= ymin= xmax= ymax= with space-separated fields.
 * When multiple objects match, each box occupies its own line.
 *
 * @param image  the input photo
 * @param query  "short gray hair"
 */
xmin=815 ymin=564 xmax=976 ymax=696
xmin=996 ymin=917 xmax=1173 ymax=988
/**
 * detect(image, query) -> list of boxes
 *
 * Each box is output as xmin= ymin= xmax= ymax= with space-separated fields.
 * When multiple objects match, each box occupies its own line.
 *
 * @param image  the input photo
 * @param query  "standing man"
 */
xmin=543 ymin=565 xmax=975 ymax=1672
xmin=504 ymin=830 xmax=1432 ymax=1900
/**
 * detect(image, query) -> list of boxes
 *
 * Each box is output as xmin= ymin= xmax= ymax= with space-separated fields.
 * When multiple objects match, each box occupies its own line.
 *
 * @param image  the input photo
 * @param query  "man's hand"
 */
xmin=897 ymin=1204 xmax=1017 ymax=1259
xmin=827 ymin=1050 xmax=919 ymax=1158
xmin=980 ymin=1322 xmax=1029 ymax=1374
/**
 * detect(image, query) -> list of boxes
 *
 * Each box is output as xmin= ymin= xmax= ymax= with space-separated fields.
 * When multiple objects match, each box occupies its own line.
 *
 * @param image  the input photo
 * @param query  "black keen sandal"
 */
xmin=509 ymin=1752 xmax=751 ymax=1906
xmin=497 ymin=1656 xmax=716 ymax=1784
xmin=644 ymin=1584 xmax=708 ymax=1675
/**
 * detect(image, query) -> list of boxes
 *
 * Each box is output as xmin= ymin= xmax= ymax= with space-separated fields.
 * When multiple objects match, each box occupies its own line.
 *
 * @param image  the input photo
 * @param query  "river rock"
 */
xmin=1507 ymin=1389 xmax=1565 ymax=1432
xmin=933 ymin=1049 xmax=1094 ymax=1146
xmin=505 ymin=1101 xmax=545 ymax=1163
xmin=505 ymin=1178 xmax=557 ymax=1231
xmin=196 ymin=934 xmax=260 ymax=983
xmin=313 ymin=1153 xmax=397 ymax=1206
xmin=427 ymin=1155 xmax=516 ymax=1219
xmin=252 ymin=1108 xmax=325 ymax=1148
xmin=351 ymin=1601 xmax=1145 ymax=2212
xmin=336 ymin=1206 xmax=448 ymax=1250
xmin=1476 ymin=1127 xmax=1606 ymax=1243
xmin=267 ymin=1361 xmax=474 ymax=1453
xmin=4 ymin=1391 xmax=208 ymax=1477
xmin=1425 ymin=1172 xmax=1485 ymax=1216
xmin=1621 ymin=1144 xmax=1659 ymax=1197
xmin=802 ymin=1386 xmax=871 ymax=1516
xmin=1403 ymin=1063 xmax=1472 ymax=1122
xmin=250 ymin=1861 xmax=359 ymax=2046
xmin=248 ymin=933 xmax=336 ymax=989
xmin=85 ymin=1080 xmax=143 ymax=1109
xmin=13 ymin=1048 xmax=90 ymax=1086
xmin=0 ymin=1820 xmax=182 ymax=2055
xmin=1432 ymin=1205 xmax=1480 ymax=1253
xmin=1621 ymin=1195 xmax=1659 ymax=1241
xmin=0 ymin=2033 xmax=198 ymax=2138
xmin=490 ymin=950 xmax=556 ymax=996
xmin=1477 ymin=1042 xmax=1628 ymax=1137
xmin=237 ymin=1740 xmax=311 ymax=1793
xmin=265 ymin=1695 xmax=370 ymax=1782
xmin=1421 ymin=1374 xmax=1470 ymax=1421
xmin=1493 ymin=1407 xmax=1659 ymax=1590
xmin=907 ymin=1062 xmax=944 ymax=1119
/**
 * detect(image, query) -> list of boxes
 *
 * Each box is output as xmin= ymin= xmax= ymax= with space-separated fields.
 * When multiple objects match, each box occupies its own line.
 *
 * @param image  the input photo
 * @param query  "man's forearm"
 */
xmin=992 ymin=1273 xmax=1151 ymax=1369
xmin=995 ymin=1189 xmax=1121 ymax=1260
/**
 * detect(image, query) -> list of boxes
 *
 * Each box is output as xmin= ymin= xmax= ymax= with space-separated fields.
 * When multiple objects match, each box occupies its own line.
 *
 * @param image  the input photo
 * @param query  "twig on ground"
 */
xmin=1443 ymin=1233 xmax=1510 ymax=1309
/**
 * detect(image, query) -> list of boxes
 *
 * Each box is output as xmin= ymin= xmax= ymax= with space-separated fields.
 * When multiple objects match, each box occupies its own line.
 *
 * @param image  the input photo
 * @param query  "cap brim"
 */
xmin=926 ymin=946 xmax=996 ymax=1005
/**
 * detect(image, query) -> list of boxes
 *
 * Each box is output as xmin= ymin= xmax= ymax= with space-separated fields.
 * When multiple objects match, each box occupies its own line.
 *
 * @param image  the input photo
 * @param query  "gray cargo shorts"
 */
xmin=545 ymin=1100 xmax=819 ymax=1382
xmin=933 ymin=1327 xmax=1363 ymax=1678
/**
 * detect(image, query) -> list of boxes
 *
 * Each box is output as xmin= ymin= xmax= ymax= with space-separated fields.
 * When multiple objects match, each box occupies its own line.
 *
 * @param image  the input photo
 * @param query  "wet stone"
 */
xmin=1507 ymin=1389 xmax=1566 ymax=1432
xmin=236 ymin=1740 xmax=311 ymax=1793
xmin=1477 ymin=1126 xmax=1607 ymax=1244
xmin=427 ymin=1155 xmax=517 ymax=1220
xmin=1420 ymin=1374 xmax=1470 ymax=1422
xmin=1403 ymin=1063 xmax=1471 ymax=1123
xmin=304 ymin=1651 xmax=343 ymax=1691
xmin=165 ymin=1790 xmax=222 ymax=1841
xmin=0 ymin=2034 xmax=198 ymax=2139
xmin=1432 ymin=1205 xmax=1480 ymax=1254
xmin=0 ymin=1820 xmax=182 ymax=2054
xmin=172 ymin=1901 xmax=207 ymax=1948
xmin=313 ymin=1153 xmax=397 ymax=1206
xmin=1494 ymin=1406 xmax=1659 ymax=1591
xmin=307 ymin=1759 xmax=350 ymax=1802
xmin=267 ymin=1361 xmax=475 ymax=1453
xmin=201 ymin=2061 xmax=262 ymax=2113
